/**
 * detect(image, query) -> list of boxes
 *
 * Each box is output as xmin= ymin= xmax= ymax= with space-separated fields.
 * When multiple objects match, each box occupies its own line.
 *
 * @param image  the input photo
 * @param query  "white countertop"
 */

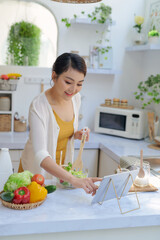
xmin=0 ymin=132 xmax=160 ymax=163
xmin=0 ymin=177 xmax=160 ymax=237
xmin=1 ymin=132 xmax=160 ymax=237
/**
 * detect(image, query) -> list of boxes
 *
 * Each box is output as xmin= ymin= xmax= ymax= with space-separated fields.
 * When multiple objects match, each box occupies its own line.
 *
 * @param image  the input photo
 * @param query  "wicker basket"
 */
xmin=0 ymin=114 xmax=11 ymax=131
xmin=0 ymin=197 xmax=46 ymax=210
xmin=14 ymin=120 xmax=27 ymax=132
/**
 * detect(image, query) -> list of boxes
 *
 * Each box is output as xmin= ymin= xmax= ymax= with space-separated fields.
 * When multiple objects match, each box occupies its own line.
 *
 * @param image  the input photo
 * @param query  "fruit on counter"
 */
xmin=31 ymin=174 xmax=45 ymax=185
xmin=7 ymin=73 xmax=22 ymax=78
xmin=45 ymin=185 xmax=56 ymax=194
xmin=0 ymin=74 xmax=9 ymax=80
xmin=0 ymin=191 xmax=15 ymax=202
xmin=3 ymin=171 xmax=33 ymax=192
xmin=27 ymin=181 xmax=47 ymax=203
xmin=12 ymin=186 xmax=30 ymax=204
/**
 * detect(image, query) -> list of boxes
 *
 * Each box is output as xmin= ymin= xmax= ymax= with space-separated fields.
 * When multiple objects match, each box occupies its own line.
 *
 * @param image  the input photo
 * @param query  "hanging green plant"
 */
xmin=61 ymin=3 xmax=112 ymax=56
xmin=6 ymin=21 xmax=41 ymax=66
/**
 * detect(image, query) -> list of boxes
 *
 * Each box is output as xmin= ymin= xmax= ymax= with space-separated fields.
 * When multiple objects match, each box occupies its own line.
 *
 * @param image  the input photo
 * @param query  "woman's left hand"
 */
xmin=74 ymin=128 xmax=90 ymax=142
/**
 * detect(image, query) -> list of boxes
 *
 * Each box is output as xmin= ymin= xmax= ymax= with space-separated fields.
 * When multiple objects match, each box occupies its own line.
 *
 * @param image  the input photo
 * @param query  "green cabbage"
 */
xmin=3 ymin=170 xmax=33 ymax=192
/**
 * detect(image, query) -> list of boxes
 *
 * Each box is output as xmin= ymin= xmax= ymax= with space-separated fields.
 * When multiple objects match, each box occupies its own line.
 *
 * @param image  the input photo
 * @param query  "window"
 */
xmin=0 ymin=0 xmax=58 ymax=67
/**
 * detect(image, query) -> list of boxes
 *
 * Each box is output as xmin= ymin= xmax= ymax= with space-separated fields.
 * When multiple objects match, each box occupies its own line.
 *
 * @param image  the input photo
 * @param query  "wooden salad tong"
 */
xmin=72 ymin=127 xmax=88 ymax=171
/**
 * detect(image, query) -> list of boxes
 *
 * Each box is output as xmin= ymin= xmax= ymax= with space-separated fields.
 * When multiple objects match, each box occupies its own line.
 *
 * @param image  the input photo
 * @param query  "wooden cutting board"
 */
xmin=148 ymin=144 xmax=160 ymax=151
xmin=129 ymin=183 xmax=158 ymax=192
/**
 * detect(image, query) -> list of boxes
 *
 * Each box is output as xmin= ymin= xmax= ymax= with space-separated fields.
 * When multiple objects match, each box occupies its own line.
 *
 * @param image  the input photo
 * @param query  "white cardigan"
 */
xmin=21 ymin=92 xmax=81 ymax=179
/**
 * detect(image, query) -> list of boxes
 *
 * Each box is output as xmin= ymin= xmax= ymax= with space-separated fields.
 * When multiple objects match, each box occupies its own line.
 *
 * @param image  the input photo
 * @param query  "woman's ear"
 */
xmin=52 ymin=71 xmax=57 ymax=83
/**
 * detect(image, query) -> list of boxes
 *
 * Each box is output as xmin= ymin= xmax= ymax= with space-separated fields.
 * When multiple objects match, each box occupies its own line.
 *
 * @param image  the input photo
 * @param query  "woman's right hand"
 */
xmin=70 ymin=176 xmax=102 ymax=196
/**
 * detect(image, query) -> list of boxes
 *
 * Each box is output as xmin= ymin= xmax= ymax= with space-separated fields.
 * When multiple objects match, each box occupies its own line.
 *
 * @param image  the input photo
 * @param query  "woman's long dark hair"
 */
xmin=52 ymin=53 xmax=87 ymax=77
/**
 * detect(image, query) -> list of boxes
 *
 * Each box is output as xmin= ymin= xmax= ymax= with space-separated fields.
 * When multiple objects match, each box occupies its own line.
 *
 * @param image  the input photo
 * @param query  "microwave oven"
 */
xmin=94 ymin=106 xmax=148 ymax=139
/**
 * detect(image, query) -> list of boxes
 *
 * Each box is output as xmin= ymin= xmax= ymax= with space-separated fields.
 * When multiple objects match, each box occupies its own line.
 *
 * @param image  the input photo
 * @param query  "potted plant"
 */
xmin=134 ymin=74 xmax=160 ymax=109
xmin=6 ymin=21 xmax=41 ymax=66
xmin=148 ymin=26 xmax=160 ymax=44
xmin=133 ymin=15 xmax=145 ymax=45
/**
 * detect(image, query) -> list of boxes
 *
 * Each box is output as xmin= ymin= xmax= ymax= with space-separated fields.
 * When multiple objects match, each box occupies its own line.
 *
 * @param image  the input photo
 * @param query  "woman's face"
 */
xmin=52 ymin=67 xmax=84 ymax=100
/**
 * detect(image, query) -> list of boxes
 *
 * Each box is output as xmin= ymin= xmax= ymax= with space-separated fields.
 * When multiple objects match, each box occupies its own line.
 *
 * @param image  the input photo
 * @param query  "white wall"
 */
xmin=2 ymin=0 xmax=159 ymax=132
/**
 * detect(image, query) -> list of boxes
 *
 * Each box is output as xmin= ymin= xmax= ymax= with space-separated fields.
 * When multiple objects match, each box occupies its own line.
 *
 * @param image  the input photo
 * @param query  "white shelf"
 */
xmin=0 ymin=91 xmax=12 ymax=94
xmin=87 ymin=68 xmax=121 ymax=75
xmin=0 ymin=111 xmax=12 ymax=114
xmin=70 ymin=18 xmax=115 ymax=26
xmin=126 ymin=44 xmax=160 ymax=52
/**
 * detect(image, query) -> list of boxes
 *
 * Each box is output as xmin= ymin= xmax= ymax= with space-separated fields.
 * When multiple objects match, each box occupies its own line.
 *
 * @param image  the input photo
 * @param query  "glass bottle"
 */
xmin=134 ymin=161 xmax=150 ymax=187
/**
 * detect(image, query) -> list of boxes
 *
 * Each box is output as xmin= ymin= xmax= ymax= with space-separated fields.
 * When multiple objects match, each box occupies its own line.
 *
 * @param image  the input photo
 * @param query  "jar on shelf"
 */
xmin=133 ymin=29 xmax=146 ymax=45
xmin=105 ymin=98 xmax=111 ymax=106
xmin=120 ymin=99 xmax=128 ymax=107
xmin=113 ymin=98 xmax=120 ymax=107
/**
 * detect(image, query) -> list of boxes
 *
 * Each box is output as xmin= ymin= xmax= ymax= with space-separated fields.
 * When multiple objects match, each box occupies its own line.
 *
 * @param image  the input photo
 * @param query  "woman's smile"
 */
xmin=64 ymin=91 xmax=74 ymax=96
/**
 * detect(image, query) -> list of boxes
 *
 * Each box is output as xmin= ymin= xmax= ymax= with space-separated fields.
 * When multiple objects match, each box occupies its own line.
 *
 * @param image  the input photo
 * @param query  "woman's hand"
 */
xmin=74 ymin=128 xmax=90 ymax=142
xmin=70 ymin=176 xmax=102 ymax=196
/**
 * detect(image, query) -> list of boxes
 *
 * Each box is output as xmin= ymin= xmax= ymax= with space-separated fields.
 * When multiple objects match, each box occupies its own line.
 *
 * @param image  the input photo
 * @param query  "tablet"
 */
xmin=92 ymin=169 xmax=138 ymax=205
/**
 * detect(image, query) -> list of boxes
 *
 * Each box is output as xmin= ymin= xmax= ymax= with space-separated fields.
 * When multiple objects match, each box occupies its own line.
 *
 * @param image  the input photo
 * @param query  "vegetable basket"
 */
xmin=0 ymin=192 xmax=46 ymax=210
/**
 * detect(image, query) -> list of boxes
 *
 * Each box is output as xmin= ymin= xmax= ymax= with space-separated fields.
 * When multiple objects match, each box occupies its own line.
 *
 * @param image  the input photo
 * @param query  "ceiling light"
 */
xmin=51 ymin=0 xmax=102 ymax=3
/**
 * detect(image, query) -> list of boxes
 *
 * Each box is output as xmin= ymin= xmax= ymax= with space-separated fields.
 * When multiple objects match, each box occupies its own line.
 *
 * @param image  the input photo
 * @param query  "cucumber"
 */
xmin=0 ymin=192 xmax=15 ymax=202
xmin=45 ymin=185 xmax=56 ymax=194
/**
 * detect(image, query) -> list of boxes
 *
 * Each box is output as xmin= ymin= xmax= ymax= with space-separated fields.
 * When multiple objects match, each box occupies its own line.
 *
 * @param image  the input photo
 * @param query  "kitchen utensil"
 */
xmin=59 ymin=151 xmax=63 ymax=166
xmin=148 ymin=144 xmax=160 ymax=151
xmin=138 ymin=149 xmax=145 ymax=178
xmin=147 ymin=112 xmax=155 ymax=141
xmin=72 ymin=127 xmax=88 ymax=171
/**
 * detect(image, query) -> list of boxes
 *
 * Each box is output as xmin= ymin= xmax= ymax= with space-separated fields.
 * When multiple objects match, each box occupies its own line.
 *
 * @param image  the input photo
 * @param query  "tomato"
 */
xmin=31 ymin=174 xmax=45 ymax=185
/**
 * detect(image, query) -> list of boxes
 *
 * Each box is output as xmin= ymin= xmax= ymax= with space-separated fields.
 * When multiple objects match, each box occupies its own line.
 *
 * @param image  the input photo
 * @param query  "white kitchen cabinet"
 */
xmin=74 ymin=149 xmax=99 ymax=177
xmin=0 ymin=91 xmax=15 ymax=132
xmin=10 ymin=149 xmax=99 ymax=177
xmin=98 ymin=150 xmax=118 ymax=177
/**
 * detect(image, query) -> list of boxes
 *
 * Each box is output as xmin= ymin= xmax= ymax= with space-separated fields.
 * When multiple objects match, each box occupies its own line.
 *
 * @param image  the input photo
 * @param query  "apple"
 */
xmin=1 ymin=75 xmax=9 ymax=80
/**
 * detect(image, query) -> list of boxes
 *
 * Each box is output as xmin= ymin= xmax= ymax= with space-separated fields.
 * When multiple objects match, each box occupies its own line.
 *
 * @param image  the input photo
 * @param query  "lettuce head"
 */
xmin=3 ymin=170 xmax=33 ymax=192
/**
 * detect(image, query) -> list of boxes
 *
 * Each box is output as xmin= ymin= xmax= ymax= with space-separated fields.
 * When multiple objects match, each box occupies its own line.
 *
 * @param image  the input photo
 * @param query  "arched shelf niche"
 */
xmin=0 ymin=0 xmax=58 ymax=67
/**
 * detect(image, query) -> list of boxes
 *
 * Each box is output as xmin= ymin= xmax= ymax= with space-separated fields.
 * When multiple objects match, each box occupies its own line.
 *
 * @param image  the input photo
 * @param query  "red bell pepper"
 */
xmin=12 ymin=187 xmax=30 ymax=204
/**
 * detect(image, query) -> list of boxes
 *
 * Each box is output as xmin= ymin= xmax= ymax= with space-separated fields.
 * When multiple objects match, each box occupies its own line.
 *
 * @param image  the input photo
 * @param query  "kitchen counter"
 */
xmin=0 ymin=177 xmax=160 ymax=239
xmin=0 ymin=132 xmax=160 ymax=163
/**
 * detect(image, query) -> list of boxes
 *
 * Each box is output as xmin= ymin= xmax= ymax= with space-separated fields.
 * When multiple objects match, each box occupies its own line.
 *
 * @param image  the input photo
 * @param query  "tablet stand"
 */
xmin=98 ymin=174 xmax=140 ymax=214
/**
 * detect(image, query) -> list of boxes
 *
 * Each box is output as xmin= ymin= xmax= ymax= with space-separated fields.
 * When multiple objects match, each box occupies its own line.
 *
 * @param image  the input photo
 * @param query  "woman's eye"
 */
xmin=77 ymin=84 xmax=82 ymax=87
xmin=65 ymin=81 xmax=71 ymax=84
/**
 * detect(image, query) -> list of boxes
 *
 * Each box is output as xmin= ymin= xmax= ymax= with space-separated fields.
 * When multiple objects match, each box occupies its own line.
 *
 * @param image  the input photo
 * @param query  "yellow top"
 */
xmin=53 ymin=110 xmax=74 ymax=165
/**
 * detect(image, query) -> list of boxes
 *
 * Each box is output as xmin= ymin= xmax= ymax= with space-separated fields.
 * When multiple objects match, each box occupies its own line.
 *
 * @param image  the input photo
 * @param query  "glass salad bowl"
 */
xmin=57 ymin=162 xmax=88 ymax=189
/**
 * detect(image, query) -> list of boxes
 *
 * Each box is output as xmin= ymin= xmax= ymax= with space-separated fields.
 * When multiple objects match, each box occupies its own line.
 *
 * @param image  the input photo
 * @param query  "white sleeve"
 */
xmin=29 ymin=102 xmax=51 ymax=166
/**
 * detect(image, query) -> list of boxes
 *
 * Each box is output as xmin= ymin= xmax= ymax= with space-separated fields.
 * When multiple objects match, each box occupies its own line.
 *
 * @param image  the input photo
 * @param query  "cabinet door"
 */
xmin=98 ymin=150 xmax=118 ymax=177
xmin=74 ymin=149 xmax=99 ymax=177
xmin=9 ymin=150 xmax=21 ymax=173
